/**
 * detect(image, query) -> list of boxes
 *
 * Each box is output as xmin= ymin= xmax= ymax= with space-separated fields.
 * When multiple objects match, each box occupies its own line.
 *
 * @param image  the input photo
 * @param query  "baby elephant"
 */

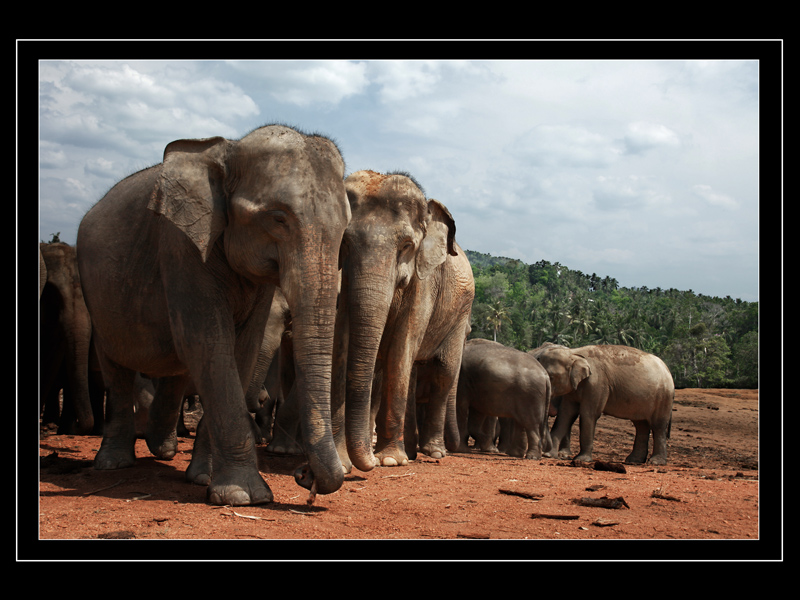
xmin=456 ymin=339 xmax=551 ymax=459
xmin=530 ymin=343 xmax=675 ymax=465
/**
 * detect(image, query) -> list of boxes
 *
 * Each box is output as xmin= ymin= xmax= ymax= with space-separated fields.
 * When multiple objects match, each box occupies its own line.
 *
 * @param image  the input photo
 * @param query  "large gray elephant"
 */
xmin=530 ymin=343 xmax=675 ymax=465
xmin=333 ymin=170 xmax=475 ymax=471
xmin=76 ymin=124 xmax=351 ymax=506
xmin=39 ymin=242 xmax=97 ymax=434
xmin=456 ymin=338 xmax=551 ymax=459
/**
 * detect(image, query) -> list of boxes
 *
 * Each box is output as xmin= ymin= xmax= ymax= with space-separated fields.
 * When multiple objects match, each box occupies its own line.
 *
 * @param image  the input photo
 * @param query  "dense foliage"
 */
xmin=466 ymin=250 xmax=758 ymax=389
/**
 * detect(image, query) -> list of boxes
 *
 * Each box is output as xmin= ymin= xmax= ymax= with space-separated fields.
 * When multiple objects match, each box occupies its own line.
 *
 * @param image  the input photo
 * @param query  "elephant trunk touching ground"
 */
xmin=281 ymin=236 xmax=345 ymax=494
xmin=77 ymin=125 xmax=350 ymax=506
xmin=342 ymin=252 xmax=396 ymax=472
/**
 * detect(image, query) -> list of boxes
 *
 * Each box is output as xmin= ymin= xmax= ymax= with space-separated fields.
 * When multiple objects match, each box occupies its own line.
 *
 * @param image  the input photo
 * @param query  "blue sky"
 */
xmin=30 ymin=45 xmax=772 ymax=302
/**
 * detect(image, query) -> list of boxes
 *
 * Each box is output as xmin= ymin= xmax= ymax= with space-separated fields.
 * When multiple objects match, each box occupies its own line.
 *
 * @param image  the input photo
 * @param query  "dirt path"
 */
xmin=27 ymin=388 xmax=778 ymax=561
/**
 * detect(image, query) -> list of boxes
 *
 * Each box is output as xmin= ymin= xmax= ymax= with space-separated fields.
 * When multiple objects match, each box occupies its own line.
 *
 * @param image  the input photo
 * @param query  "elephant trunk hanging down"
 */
xmin=77 ymin=124 xmax=350 ymax=506
xmin=333 ymin=170 xmax=474 ymax=472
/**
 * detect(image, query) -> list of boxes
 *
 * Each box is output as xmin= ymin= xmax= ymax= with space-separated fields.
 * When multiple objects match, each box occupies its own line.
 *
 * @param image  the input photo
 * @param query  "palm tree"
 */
xmin=486 ymin=300 xmax=512 ymax=342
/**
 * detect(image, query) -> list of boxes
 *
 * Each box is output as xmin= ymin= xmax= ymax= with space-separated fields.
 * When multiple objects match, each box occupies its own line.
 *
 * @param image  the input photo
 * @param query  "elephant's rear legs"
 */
xmin=626 ymin=418 xmax=670 ymax=465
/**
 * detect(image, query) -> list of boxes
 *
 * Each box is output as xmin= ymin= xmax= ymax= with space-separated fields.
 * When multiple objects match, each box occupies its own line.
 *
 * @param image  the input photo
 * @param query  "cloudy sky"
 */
xmin=32 ymin=46 xmax=768 ymax=302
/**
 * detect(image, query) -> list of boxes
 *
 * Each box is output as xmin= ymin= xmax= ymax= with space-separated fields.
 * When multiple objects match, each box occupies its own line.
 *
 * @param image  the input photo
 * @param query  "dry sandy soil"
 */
xmin=26 ymin=387 xmax=780 ymax=561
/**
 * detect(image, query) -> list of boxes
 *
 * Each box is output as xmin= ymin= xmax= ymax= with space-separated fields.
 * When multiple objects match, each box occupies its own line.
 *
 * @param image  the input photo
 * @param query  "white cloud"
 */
xmin=622 ymin=121 xmax=681 ymax=155
xmin=692 ymin=184 xmax=739 ymax=210
xmin=513 ymin=124 xmax=621 ymax=169
xmin=592 ymin=175 xmax=672 ymax=212
xmin=228 ymin=60 xmax=368 ymax=106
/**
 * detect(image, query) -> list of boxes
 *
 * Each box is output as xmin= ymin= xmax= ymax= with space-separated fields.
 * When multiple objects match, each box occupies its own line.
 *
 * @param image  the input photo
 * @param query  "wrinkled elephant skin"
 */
xmin=77 ymin=125 xmax=350 ymax=506
xmin=335 ymin=170 xmax=475 ymax=471
xmin=530 ymin=343 xmax=675 ymax=465
xmin=457 ymin=339 xmax=551 ymax=459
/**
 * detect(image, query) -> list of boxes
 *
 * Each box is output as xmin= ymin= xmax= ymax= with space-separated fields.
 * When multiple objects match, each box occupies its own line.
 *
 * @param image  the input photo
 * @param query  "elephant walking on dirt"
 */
xmin=530 ymin=343 xmax=675 ymax=465
xmin=456 ymin=339 xmax=551 ymax=459
xmin=77 ymin=124 xmax=351 ymax=506
xmin=333 ymin=170 xmax=475 ymax=471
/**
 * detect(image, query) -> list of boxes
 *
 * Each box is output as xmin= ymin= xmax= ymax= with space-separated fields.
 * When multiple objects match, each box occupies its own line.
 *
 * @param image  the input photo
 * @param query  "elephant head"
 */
xmin=337 ymin=170 xmax=457 ymax=472
xmin=531 ymin=344 xmax=591 ymax=397
xmin=148 ymin=125 xmax=351 ymax=496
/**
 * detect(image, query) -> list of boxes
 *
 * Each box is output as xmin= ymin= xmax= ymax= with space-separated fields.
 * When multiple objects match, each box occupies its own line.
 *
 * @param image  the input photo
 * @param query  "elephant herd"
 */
xmin=39 ymin=124 xmax=676 ymax=508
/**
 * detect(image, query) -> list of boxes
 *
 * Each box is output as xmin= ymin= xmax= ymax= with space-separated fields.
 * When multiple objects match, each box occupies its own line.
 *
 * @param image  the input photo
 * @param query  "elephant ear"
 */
xmin=415 ymin=199 xmax=457 ymax=280
xmin=147 ymin=136 xmax=230 ymax=262
xmin=569 ymin=355 xmax=592 ymax=390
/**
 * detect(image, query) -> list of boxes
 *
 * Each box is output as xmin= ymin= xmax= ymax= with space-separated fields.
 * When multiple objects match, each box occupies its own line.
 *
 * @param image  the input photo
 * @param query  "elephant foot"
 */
xmin=524 ymin=450 xmax=543 ymax=460
xmin=376 ymin=450 xmax=409 ymax=466
xmin=206 ymin=472 xmax=273 ymax=506
xmin=625 ymin=451 xmax=648 ymax=464
xmin=374 ymin=437 xmax=410 ymax=466
xmin=186 ymin=454 xmax=212 ymax=486
xmin=645 ymin=455 xmax=667 ymax=466
xmin=145 ymin=430 xmax=178 ymax=460
xmin=268 ymin=442 xmax=304 ymax=456
xmin=419 ymin=441 xmax=447 ymax=460
xmin=94 ymin=439 xmax=136 ymax=470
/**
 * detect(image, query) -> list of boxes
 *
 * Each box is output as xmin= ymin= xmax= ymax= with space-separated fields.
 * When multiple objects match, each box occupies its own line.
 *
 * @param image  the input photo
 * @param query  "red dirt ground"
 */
xmin=27 ymin=388 xmax=779 ymax=561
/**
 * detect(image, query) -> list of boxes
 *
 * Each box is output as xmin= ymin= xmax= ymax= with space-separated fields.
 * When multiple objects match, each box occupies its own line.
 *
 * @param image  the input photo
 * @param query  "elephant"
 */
xmin=333 ymin=170 xmax=475 ymax=471
xmin=242 ymin=286 xmax=292 ymax=444
xmin=39 ymin=246 xmax=46 ymax=298
xmin=76 ymin=124 xmax=351 ymax=506
xmin=260 ymin=324 xmax=304 ymax=455
xmin=39 ymin=242 xmax=97 ymax=434
xmin=530 ymin=343 xmax=675 ymax=465
xmin=456 ymin=338 xmax=551 ymax=459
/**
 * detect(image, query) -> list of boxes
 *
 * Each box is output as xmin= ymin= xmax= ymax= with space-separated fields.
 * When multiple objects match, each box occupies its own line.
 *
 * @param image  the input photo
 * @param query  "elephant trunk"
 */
xmin=281 ymin=243 xmax=344 ymax=496
xmin=344 ymin=262 xmax=395 ymax=472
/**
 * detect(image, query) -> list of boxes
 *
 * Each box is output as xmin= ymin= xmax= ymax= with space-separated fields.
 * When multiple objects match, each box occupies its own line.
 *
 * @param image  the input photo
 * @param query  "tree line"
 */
xmin=466 ymin=250 xmax=758 ymax=389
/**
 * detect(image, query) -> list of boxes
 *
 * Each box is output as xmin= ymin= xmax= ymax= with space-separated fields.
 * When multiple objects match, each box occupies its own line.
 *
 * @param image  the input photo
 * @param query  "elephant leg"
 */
xmin=187 ymin=415 xmax=212 ymax=485
xmin=269 ymin=387 xmax=304 ymax=455
xmin=374 ymin=369 xmax=411 ymax=467
xmin=626 ymin=420 xmax=651 ymax=464
xmin=418 ymin=362 xmax=459 ymax=461
xmin=404 ymin=375 xmax=420 ymax=461
xmin=94 ymin=353 xmax=138 ymax=470
xmin=575 ymin=408 xmax=601 ymax=463
xmin=648 ymin=417 xmax=670 ymax=465
xmin=547 ymin=399 xmax=578 ymax=459
xmin=523 ymin=425 xmax=542 ymax=460
xmin=145 ymin=375 xmax=189 ymax=460
xmin=254 ymin=390 xmax=276 ymax=445
xmin=473 ymin=412 xmax=499 ymax=453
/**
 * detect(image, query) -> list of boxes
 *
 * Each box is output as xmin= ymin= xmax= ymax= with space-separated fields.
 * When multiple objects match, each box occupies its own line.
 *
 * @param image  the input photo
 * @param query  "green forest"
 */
xmin=465 ymin=250 xmax=759 ymax=390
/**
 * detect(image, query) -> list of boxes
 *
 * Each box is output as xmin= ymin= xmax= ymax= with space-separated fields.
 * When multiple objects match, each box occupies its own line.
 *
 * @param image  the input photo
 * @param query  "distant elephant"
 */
xmin=456 ymin=339 xmax=551 ymax=459
xmin=530 ymin=343 xmax=675 ymax=465
xmin=76 ymin=124 xmax=351 ymax=506
xmin=333 ymin=170 xmax=475 ymax=471
xmin=39 ymin=246 xmax=46 ymax=298
xmin=39 ymin=242 xmax=96 ymax=434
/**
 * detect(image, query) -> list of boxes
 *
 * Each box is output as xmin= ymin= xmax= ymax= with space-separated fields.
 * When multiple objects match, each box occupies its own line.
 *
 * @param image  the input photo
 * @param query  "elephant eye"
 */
xmin=268 ymin=211 xmax=287 ymax=225
xmin=264 ymin=209 xmax=291 ymax=240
